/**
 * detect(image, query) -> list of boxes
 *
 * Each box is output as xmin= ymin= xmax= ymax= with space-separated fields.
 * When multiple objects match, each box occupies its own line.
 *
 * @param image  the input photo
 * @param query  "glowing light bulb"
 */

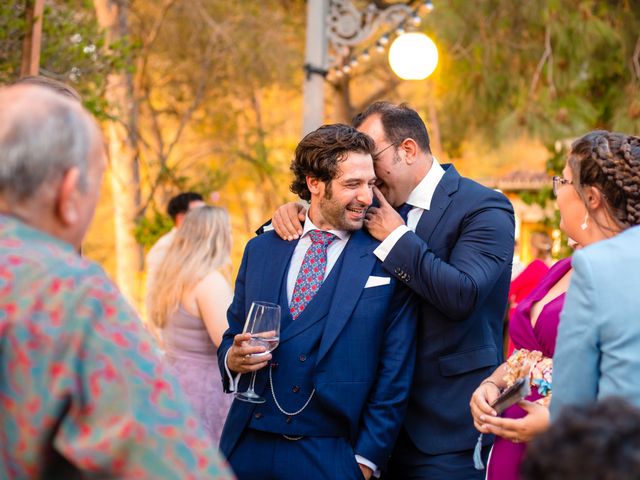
xmin=388 ymin=32 xmax=438 ymax=80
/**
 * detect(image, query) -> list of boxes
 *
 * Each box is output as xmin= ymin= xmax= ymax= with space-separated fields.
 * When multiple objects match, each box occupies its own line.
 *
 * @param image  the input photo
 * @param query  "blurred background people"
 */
xmin=0 ymin=84 xmax=233 ymax=478
xmin=470 ymin=130 xmax=640 ymax=480
xmin=552 ymin=133 xmax=640 ymax=416
xmin=521 ymin=398 xmax=640 ymax=480
xmin=145 ymin=191 xmax=205 ymax=312
xmin=148 ymin=205 xmax=234 ymax=445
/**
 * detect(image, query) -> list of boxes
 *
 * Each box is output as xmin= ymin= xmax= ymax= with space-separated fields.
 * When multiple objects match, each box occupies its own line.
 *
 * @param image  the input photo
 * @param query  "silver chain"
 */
xmin=268 ymin=364 xmax=315 ymax=416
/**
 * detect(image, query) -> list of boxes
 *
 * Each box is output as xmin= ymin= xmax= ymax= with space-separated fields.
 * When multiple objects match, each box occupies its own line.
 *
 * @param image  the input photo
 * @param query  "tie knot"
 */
xmin=396 ymin=203 xmax=412 ymax=221
xmin=308 ymin=230 xmax=336 ymax=247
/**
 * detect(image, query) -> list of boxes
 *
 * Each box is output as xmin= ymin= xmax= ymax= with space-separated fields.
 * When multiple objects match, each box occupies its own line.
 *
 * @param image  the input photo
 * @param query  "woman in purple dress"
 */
xmin=472 ymin=256 xmax=571 ymax=479
xmin=470 ymin=130 xmax=640 ymax=479
xmin=148 ymin=206 xmax=233 ymax=445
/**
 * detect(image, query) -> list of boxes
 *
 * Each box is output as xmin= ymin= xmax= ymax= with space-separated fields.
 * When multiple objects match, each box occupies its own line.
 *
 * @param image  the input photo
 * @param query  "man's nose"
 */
xmin=357 ymin=185 xmax=373 ymax=207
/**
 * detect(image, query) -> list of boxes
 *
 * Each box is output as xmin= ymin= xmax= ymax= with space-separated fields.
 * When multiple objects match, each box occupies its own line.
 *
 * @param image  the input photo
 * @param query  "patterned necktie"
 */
xmin=397 ymin=203 xmax=413 ymax=223
xmin=289 ymin=230 xmax=337 ymax=320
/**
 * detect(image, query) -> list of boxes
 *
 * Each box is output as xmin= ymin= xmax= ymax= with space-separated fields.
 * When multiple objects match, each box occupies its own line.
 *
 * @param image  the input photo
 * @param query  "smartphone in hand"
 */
xmin=490 ymin=377 xmax=531 ymax=415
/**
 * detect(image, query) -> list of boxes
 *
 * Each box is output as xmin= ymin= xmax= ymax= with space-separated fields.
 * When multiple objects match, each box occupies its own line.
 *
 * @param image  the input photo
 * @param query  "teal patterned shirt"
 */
xmin=0 ymin=214 xmax=234 ymax=479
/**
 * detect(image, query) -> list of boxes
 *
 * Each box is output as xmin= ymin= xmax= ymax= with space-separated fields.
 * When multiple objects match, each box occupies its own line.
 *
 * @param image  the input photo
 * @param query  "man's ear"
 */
xmin=307 ymin=176 xmax=322 ymax=195
xmin=400 ymin=138 xmax=419 ymax=165
xmin=56 ymin=167 xmax=81 ymax=226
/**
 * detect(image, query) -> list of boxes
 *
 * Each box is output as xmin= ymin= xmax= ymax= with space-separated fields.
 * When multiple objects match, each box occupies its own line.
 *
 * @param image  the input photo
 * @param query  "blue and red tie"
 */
xmin=289 ymin=230 xmax=336 ymax=320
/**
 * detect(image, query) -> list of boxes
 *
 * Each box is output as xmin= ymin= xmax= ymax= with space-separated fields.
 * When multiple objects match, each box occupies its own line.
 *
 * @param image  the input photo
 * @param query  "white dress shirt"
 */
xmin=374 ymin=158 xmax=445 ymax=261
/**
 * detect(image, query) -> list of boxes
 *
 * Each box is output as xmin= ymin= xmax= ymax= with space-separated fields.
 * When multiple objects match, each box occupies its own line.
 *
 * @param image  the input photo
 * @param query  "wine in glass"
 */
xmin=235 ymin=301 xmax=281 ymax=404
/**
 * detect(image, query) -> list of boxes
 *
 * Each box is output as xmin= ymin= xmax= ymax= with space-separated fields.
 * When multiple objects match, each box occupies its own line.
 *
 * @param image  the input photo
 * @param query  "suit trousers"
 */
xmin=228 ymin=429 xmax=364 ymax=480
xmin=383 ymin=427 xmax=491 ymax=480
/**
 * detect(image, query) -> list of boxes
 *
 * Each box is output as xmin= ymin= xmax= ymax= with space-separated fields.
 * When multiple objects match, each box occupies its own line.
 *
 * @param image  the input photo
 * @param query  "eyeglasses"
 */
xmin=552 ymin=175 xmax=573 ymax=196
xmin=372 ymin=142 xmax=399 ymax=161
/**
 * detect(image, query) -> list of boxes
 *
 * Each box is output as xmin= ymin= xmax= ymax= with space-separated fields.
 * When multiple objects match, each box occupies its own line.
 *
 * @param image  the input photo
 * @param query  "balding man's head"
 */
xmin=0 ymin=85 xmax=106 ymax=248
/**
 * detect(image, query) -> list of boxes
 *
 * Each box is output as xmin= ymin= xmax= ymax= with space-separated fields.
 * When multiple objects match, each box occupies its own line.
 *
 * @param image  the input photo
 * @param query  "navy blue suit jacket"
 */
xmin=218 ymin=228 xmax=417 ymax=470
xmin=385 ymin=164 xmax=514 ymax=455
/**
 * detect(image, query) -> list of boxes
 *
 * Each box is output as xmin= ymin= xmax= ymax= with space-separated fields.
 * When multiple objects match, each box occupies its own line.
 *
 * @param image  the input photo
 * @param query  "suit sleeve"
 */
xmin=218 ymin=245 xmax=250 ymax=393
xmin=550 ymin=252 xmax=601 ymax=419
xmin=382 ymin=192 xmax=514 ymax=320
xmin=354 ymin=285 xmax=417 ymax=470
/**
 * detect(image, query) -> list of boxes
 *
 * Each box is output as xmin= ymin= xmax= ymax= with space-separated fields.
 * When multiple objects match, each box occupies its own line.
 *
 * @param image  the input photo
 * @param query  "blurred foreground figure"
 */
xmin=521 ymin=398 xmax=640 ymax=480
xmin=0 ymin=85 xmax=234 ymax=479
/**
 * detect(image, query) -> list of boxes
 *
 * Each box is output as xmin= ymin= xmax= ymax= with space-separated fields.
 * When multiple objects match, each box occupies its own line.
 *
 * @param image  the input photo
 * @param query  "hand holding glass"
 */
xmin=235 ymin=301 xmax=281 ymax=404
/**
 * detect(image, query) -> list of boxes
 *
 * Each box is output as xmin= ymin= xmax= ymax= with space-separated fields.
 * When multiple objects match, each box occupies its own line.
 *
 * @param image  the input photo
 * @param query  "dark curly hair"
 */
xmin=521 ymin=398 xmax=640 ymax=480
xmin=568 ymin=131 xmax=640 ymax=230
xmin=352 ymin=101 xmax=431 ymax=154
xmin=290 ymin=124 xmax=375 ymax=201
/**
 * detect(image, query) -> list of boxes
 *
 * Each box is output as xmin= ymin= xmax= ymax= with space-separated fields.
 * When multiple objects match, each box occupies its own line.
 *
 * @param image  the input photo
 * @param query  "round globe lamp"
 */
xmin=388 ymin=32 xmax=438 ymax=80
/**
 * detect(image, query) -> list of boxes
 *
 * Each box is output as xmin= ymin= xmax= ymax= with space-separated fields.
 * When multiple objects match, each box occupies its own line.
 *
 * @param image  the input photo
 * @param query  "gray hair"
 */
xmin=0 ymin=85 xmax=96 ymax=202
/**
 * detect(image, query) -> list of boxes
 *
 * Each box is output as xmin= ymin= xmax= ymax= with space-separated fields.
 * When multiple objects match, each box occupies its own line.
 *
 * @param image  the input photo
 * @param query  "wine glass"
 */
xmin=235 ymin=301 xmax=281 ymax=404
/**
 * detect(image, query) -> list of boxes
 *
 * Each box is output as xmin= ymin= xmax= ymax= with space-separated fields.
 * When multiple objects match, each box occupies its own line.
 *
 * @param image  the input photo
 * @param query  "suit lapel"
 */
xmin=316 ymin=230 xmax=378 ymax=364
xmin=415 ymin=164 xmax=459 ymax=242
xmin=256 ymin=234 xmax=298 ymax=305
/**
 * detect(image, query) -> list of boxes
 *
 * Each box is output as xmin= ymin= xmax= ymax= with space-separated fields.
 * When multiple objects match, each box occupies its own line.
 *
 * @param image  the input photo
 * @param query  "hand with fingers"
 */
xmin=470 ymin=380 xmax=501 ymax=432
xmin=364 ymin=186 xmax=406 ymax=241
xmin=272 ymin=202 xmax=307 ymax=241
xmin=478 ymin=400 xmax=550 ymax=444
xmin=226 ymin=332 xmax=272 ymax=374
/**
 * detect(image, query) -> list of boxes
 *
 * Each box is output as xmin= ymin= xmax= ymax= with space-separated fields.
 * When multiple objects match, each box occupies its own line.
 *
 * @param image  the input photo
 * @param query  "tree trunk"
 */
xmin=93 ymin=0 xmax=143 ymax=306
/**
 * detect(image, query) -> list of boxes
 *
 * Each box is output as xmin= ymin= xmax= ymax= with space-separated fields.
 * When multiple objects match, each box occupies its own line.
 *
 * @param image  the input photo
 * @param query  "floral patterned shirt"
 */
xmin=0 ymin=215 xmax=234 ymax=479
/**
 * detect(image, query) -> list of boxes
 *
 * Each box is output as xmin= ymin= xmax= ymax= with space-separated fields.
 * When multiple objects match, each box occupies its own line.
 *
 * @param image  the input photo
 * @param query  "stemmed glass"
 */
xmin=235 ymin=301 xmax=281 ymax=404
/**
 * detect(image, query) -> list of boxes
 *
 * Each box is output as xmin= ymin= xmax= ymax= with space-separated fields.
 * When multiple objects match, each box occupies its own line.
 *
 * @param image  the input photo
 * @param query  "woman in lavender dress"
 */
xmin=470 ymin=130 xmax=640 ymax=479
xmin=149 ymin=206 xmax=233 ymax=445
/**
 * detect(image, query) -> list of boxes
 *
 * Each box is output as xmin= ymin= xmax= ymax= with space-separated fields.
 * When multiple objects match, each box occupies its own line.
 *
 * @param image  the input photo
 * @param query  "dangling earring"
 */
xmin=581 ymin=212 xmax=589 ymax=231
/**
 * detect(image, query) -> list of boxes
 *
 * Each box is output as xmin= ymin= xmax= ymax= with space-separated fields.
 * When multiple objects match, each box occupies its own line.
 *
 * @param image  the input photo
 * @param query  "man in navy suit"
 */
xmin=218 ymin=124 xmax=416 ymax=479
xmin=271 ymin=103 xmax=514 ymax=479
xmin=358 ymin=102 xmax=514 ymax=479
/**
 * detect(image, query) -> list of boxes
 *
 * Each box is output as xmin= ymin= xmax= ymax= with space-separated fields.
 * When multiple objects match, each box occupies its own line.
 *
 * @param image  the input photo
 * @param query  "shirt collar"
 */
xmin=405 ymin=157 xmax=445 ymax=211
xmin=0 ymin=213 xmax=77 ymax=254
xmin=302 ymin=213 xmax=350 ymax=241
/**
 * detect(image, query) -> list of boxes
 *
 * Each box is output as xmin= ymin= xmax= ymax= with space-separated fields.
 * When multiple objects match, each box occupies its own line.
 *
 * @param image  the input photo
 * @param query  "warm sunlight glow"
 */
xmin=388 ymin=33 xmax=438 ymax=80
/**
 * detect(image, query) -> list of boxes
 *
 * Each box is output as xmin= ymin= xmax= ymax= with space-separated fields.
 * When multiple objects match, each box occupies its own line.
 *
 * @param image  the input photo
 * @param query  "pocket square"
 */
xmin=364 ymin=276 xmax=391 ymax=288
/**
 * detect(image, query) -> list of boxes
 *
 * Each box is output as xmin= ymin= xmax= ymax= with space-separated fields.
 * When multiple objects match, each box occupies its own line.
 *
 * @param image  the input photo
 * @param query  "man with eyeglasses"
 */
xmin=271 ymin=102 xmax=515 ymax=479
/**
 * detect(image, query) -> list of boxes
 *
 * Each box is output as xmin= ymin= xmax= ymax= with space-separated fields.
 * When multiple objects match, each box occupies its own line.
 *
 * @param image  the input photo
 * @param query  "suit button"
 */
xmin=299 ymin=354 xmax=306 ymax=362
xmin=285 ymin=416 xmax=292 ymax=424
xmin=394 ymin=267 xmax=401 ymax=274
xmin=254 ymin=412 xmax=263 ymax=419
xmin=406 ymin=275 xmax=411 ymax=282
xmin=292 ymin=386 xmax=300 ymax=393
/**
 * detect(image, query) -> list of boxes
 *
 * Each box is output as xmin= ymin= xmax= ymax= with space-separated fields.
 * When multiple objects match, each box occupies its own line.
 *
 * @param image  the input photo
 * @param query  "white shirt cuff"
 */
xmin=355 ymin=455 xmax=380 ymax=478
xmin=224 ymin=349 xmax=241 ymax=392
xmin=373 ymin=225 xmax=411 ymax=262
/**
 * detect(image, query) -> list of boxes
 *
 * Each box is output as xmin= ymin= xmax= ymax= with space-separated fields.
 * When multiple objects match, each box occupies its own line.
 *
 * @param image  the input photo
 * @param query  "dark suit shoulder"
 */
xmin=454 ymin=176 xmax=513 ymax=213
xmin=246 ymin=229 xmax=283 ymax=247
